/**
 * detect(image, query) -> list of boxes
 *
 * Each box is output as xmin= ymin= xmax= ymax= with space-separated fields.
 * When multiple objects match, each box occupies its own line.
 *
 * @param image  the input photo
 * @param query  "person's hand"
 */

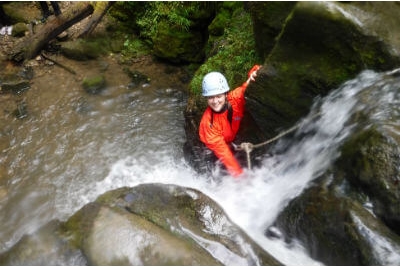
xmin=246 ymin=65 xmax=261 ymax=84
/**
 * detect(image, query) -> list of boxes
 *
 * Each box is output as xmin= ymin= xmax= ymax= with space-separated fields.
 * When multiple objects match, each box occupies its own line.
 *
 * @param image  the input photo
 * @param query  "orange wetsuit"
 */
xmin=199 ymin=83 xmax=247 ymax=176
xmin=199 ymin=65 xmax=260 ymax=177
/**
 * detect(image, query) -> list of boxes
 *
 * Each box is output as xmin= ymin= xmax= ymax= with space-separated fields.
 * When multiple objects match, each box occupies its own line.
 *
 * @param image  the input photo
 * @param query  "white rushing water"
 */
xmin=89 ymin=71 xmax=378 ymax=264
xmin=1 ymin=68 xmax=399 ymax=264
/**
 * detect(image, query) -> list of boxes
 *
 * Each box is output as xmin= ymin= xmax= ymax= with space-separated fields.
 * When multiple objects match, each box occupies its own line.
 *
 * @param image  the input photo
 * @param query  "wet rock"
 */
xmin=82 ymin=75 xmax=106 ymax=95
xmin=246 ymin=1 xmax=400 ymax=134
xmin=123 ymin=68 xmax=150 ymax=89
xmin=338 ymin=127 xmax=400 ymax=234
xmin=0 ymin=80 xmax=30 ymax=95
xmin=12 ymin=101 xmax=28 ymax=119
xmin=246 ymin=2 xmax=296 ymax=59
xmin=273 ymin=181 xmax=400 ymax=265
xmin=0 ymin=220 xmax=87 ymax=265
xmin=0 ymin=184 xmax=281 ymax=266
xmin=72 ymin=97 xmax=92 ymax=114
xmin=18 ymin=66 xmax=34 ymax=80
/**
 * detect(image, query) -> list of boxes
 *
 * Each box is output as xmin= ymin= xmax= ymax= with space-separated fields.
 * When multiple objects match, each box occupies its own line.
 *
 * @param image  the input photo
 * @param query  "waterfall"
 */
xmin=1 ymin=67 xmax=400 ymax=265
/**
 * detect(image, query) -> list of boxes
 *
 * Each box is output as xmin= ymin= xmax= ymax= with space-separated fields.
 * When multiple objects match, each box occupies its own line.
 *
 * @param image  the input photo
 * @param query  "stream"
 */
xmin=1 ymin=54 xmax=400 ymax=265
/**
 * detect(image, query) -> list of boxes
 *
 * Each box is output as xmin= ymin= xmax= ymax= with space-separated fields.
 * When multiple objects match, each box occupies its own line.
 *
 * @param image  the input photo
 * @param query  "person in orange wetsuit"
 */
xmin=198 ymin=65 xmax=261 ymax=177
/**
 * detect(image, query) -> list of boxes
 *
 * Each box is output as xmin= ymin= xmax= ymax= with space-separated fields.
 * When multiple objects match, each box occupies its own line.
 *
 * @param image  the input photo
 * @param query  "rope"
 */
xmin=233 ymin=112 xmax=321 ymax=169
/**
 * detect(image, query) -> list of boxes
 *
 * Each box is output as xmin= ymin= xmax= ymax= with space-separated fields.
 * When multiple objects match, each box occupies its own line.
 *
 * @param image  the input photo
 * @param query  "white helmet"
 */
xmin=202 ymin=72 xmax=229 ymax=97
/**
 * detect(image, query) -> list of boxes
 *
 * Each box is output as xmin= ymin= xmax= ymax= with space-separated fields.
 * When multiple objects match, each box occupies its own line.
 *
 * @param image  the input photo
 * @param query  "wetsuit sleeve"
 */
xmin=199 ymin=111 xmax=243 ymax=177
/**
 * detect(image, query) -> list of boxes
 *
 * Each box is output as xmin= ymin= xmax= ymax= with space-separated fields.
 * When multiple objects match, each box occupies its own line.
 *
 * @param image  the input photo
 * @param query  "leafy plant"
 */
xmin=136 ymin=2 xmax=203 ymax=40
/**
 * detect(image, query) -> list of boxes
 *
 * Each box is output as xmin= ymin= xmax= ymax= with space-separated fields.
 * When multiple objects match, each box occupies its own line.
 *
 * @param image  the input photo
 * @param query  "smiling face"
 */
xmin=207 ymin=93 xmax=227 ymax=112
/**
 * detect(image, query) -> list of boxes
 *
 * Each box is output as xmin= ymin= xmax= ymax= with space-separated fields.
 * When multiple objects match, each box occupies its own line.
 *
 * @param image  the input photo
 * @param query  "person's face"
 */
xmin=207 ymin=93 xmax=226 ymax=112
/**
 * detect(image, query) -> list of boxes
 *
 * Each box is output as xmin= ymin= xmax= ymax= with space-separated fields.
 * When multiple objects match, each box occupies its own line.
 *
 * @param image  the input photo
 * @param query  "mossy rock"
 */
xmin=82 ymin=75 xmax=106 ymax=94
xmin=152 ymin=21 xmax=205 ymax=63
xmin=337 ymin=127 xmax=400 ymax=234
xmin=246 ymin=1 xmax=400 ymax=134
xmin=60 ymin=40 xmax=108 ymax=61
xmin=11 ymin=22 xmax=28 ymax=37
xmin=246 ymin=2 xmax=297 ymax=59
xmin=189 ymin=4 xmax=260 ymax=96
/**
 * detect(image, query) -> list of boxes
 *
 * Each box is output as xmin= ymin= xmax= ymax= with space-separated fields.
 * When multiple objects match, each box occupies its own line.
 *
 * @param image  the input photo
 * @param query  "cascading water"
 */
xmin=1 ymin=63 xmax=400 ymax=265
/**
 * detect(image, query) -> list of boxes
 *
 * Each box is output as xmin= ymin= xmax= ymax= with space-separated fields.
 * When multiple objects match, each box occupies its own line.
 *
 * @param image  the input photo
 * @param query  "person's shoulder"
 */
xmin=200 ymin=107 xmax=212 ymax=120
xmin=228 ymin=84 xmax=246 ymax=99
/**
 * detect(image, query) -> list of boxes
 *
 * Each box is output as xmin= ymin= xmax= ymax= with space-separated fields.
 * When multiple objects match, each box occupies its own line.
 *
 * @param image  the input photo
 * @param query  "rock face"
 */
xmin=0 ymin=184 xmax=281 ymax=265
xmin=246 ymin=1 xmax=400 ymax=134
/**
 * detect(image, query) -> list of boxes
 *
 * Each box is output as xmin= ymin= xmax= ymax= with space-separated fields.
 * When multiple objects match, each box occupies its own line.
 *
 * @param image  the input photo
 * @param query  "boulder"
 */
xmin=273 ymin=180 xmax=400 ymax=265
xmin=338 ymin=127 xmax=400 ymax=234
xmin=0 ymin=184 xmax=281 ymax=265
xmin=246 ymin=1 xmax=400 ymax=134
xmin=11 ymin=22 xmax=28 ymax=37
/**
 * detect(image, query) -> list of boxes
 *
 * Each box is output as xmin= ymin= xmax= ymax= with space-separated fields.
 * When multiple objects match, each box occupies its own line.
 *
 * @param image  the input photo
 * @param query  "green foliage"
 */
xmin=190 ymin=6 xmax=262 ymax=94
xmin=122 ymin=37 xmax=151 ymax=57
xmin=136 ymin=2 xmax=204 ymax=40
xmin=108 ymin=2 xmax=148 ymax=30
xmin=110 ymin=2 xmax=214 ymax=60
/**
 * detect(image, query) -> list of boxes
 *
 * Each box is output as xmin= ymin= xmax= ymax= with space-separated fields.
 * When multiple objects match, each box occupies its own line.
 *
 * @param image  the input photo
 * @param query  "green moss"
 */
xmin=61 ymin=203 xmax=101 ymax=249
xmin=152 ymin=20 xmax=204 ymax=63
xmin=82 ymin=75 xmax=106 ymax=94
xmin=122 ymin=37 xmax=151 ymax=57
xmin=190 ymin=4 xmax=261 ymax=95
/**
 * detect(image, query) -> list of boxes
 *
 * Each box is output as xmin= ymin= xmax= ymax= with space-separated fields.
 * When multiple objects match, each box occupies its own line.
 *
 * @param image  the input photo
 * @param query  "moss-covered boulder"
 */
xmin=0 ymin=184 xmax=281 ymax=265
xmin=11 ymin=22 xmax=28 ymax=37
xmin=82 ymin=75 xmax=106 ymax=94
xmin=247 ymin=1 xmax=400 ymax=135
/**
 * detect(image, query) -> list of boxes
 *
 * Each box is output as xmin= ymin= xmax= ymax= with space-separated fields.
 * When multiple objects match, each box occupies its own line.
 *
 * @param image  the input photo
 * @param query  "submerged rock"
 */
xmin=82 ymin=75 xmax=106 ymax=94
xmin=123 ymin=68 xmax=150 ymax=89
xmin=0 ymin=80 xmax=30 ymax=95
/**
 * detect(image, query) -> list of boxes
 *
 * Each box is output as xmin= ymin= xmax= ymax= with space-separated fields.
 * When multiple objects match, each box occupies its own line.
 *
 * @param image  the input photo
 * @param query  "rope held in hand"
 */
xmin=233 ymin=112 xmax=321 ymax=170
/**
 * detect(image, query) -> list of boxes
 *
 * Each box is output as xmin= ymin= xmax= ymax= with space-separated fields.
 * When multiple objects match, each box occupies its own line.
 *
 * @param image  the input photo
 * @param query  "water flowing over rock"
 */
xmin=0 ymin=183 xmax=281 ymax=265
xmin=270 ymin=69 xmax=400 ymax=265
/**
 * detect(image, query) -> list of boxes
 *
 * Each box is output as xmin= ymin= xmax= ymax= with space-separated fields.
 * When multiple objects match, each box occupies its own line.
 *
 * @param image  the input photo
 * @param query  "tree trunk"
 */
xmin=10 ymin=2 xmax=94 ymax=63
xmin=78 ymin=1 xmax=114 ymax=38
